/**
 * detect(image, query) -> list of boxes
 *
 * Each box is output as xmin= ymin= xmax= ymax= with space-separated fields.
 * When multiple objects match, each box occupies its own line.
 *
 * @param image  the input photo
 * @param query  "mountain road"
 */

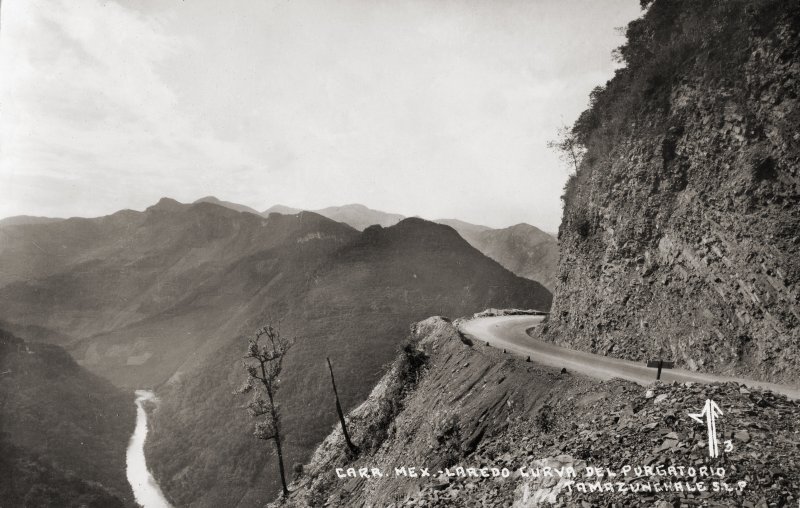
xmin=459 ymin=315 xmax=800 ymax=400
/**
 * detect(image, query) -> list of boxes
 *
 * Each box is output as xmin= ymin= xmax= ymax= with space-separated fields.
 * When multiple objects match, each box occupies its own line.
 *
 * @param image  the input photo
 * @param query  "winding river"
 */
xmin=126 ymin=390 xmax=173 ymax=508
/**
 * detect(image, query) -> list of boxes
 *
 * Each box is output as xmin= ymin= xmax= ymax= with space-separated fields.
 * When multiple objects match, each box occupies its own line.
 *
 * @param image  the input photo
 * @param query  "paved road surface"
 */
xmin=459 ymin=315 xmax=800 ymax=400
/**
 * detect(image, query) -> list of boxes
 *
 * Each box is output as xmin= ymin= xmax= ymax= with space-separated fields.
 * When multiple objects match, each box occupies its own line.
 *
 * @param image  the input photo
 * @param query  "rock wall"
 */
xmin=545 ymin=0 xmax=800 ymax=384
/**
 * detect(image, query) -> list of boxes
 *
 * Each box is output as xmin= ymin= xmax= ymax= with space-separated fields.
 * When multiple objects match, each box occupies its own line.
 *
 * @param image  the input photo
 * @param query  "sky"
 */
xmin=0 ymin=0 xmax=642 ymax=231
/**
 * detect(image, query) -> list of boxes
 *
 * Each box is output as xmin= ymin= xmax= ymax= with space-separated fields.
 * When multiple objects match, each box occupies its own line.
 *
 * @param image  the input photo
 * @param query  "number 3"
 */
xmin=724 ymin=440 xmax=733 ymax=452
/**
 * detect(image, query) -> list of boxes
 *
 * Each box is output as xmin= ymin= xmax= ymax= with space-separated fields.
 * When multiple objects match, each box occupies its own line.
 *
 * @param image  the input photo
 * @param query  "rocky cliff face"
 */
xmin=544 ymin=0 xmax=800 ymax=384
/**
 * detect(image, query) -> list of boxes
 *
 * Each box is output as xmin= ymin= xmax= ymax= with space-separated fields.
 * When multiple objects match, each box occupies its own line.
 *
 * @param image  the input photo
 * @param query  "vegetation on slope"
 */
xmin=0 ymin=328 xmax=135 ymax=506
xmin=0 ymin=201 xmax=359 ymax=387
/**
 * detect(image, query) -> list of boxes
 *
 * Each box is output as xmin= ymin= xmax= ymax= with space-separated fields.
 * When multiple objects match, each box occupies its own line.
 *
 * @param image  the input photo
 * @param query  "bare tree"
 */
xmin=547 ymin=124 xmax=585 ymax=174
xmin=237 ymin=324 xmax=293 ymax=497
xmin=326 ymin=357 xmax=358 ymax=455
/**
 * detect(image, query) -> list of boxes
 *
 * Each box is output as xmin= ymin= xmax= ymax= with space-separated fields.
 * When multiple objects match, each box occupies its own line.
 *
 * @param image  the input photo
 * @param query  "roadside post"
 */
xmin=646 ymin=359 xmax=674 ymax=380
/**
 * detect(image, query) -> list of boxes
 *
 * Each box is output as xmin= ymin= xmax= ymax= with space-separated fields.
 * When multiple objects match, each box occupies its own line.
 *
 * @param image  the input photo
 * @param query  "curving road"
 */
xmin=459 ymin=315 xmax=800 ymax=400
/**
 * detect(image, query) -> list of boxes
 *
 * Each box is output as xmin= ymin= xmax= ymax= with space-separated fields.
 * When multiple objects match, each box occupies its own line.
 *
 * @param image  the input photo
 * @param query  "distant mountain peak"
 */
xmin=506 ymin=222 xmax=547 ymax=234
xmin=148 ymin=197 xmax=185 ymax=212
xmin=194 ymin=195 xmax=221 ymax=203
xmin=325 ymin=203 xmax=368 ymax=211
xmin=193 ymin=196 xmax=261 ymax=215
xmin=314 ymin=204 xmax=404 ymax=230
xmin=370 ymin=217 xmax=467 ymax=246
xmin=263 ymin=204 xmax=302 ymax=215
xmin=394 ymin=216 xmax=445 ymax=229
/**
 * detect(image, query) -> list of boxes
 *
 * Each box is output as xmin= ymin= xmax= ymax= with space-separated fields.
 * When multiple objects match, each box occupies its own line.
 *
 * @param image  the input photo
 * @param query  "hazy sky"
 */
xmin=0 ymin=0 xmax=641 ymax=230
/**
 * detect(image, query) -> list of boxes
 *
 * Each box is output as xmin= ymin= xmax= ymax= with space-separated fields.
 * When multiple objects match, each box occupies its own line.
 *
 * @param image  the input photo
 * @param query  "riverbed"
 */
xmin=126 ymin=390 xmax=172 ymax=508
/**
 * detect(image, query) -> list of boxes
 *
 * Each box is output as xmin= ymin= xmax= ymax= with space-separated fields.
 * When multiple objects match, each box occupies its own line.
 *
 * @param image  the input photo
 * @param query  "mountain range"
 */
xmin=2 ymin=198 xmax=557 ymax=291
xmin=228 ymin=198 xmax=557 ymax=290
xmin=262 ymin=202 xmax=404 ymax=230
xmin=0 ymin=198 xmax=551 ymax=505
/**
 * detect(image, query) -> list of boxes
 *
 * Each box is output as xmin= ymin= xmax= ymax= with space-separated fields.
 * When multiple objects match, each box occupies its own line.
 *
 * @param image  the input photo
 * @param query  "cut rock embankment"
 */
xmin=547 ymin=0 xmax=800 ymax=385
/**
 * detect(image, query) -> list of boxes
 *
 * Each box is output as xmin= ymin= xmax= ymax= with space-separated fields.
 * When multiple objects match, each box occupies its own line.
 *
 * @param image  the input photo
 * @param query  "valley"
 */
xmin=0 ymin=199 xmax=551 ymax=505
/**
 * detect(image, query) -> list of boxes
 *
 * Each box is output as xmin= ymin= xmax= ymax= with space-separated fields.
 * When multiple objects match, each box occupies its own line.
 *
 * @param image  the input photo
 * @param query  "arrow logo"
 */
xmin=688 ymin=399 xmax=723 ymax=458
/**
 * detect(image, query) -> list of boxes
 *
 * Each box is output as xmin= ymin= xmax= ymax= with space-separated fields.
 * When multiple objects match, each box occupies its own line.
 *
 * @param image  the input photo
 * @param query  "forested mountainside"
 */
xmin=450 ymin=222 xmax=558 ymax=291
xmin=0 ymin=329 xmax=135 ymax=506
xmin=0 ymin=200 xmax=359 ymax=386
xmin=544 ymin=0 xmax=800 ymax=384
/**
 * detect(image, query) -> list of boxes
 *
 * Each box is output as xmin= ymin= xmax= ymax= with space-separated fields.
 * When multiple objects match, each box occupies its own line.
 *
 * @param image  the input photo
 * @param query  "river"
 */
xmin=126 ymin=390 xmax=173 ymax=508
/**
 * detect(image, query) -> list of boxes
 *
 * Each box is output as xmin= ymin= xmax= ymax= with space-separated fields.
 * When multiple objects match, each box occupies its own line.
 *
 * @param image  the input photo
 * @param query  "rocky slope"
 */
xmin=278 ymin=316 xmax=800 ymax=507
xmin=544 ymin=0 xmax=800 ymax=384
xmin=0 ymin=328 xmax=135 ymax=506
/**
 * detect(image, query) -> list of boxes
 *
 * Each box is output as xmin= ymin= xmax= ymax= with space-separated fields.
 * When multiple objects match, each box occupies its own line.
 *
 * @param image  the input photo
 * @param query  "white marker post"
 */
xmin=688 ymin=399 xmax=723 ymax=458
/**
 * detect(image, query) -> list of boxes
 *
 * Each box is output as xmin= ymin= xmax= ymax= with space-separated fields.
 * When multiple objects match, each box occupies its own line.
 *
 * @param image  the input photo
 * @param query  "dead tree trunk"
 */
xmin=273 ymin=433 xmax=289 ymax=496
xmin=326 ymin=357 xmax=358 ymax=454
